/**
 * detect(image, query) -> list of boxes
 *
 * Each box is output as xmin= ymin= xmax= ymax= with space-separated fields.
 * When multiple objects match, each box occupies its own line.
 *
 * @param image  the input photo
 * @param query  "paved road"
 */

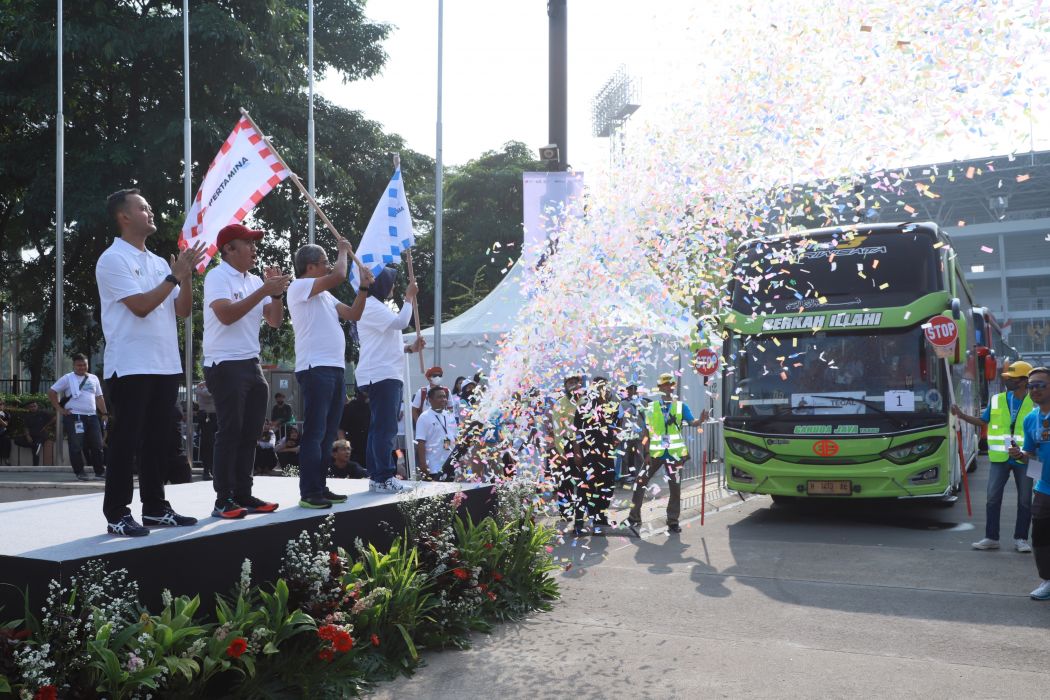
xmin=374 ymin=458 xmax=1048 ymax=699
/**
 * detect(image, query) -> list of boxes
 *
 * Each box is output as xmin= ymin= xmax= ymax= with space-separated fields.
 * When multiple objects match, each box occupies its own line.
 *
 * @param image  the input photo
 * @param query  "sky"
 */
xmin=321 ymin=1 xmax=1049 ymax=179
xmin=319 ymin=0 xmax=704 ymax=174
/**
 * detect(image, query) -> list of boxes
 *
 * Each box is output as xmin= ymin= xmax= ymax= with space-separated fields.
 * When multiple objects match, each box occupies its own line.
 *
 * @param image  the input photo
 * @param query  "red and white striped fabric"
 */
xmin=179 ymin=117 xmax=290 ymax=270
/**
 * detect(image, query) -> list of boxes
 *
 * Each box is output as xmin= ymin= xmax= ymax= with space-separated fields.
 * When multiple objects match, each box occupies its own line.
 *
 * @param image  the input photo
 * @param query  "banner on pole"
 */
xmin=521 ymin=171 xmax=585 ymax=273
xmin=349 ymin=168 xmax=416 ymax=291
xmin=179 ymin=117 xmax=291 ymax=269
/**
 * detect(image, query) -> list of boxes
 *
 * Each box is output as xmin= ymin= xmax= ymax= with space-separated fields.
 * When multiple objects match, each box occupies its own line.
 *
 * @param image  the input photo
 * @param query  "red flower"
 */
xmin=483 ymin=542 xmax=494 ymax=550
xmin=371 ymin=633 xmax=381 ymax=647
xmin=318 ymin=648 xmax=335 ymax=663
xmin=333 ymin=630 xmax=353 ymax=653
xmin=34 ymin=687 xmax=58 ymax=700
xmin=451 ymin=568 xmax=470 ymax=581
xmin=492 ymin=572 xmax=503 ymax=582
xmin=477 ymin=583 xmax=488 ymax=592
xmin=226 ymin=637 xmax=248 ymax=658
xmin=486 ymin=591 xmax=497 ymax=601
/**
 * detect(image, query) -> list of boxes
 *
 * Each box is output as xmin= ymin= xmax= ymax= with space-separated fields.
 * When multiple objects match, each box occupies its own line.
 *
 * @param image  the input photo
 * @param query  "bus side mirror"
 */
xmin=984 ymin=355 xmax=997 ymax=381
xmin=950 ymin=298 xmax=961 ymax=320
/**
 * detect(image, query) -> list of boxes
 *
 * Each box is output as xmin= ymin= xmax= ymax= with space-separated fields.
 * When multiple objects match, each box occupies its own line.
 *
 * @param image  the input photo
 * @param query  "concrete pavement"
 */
xmin=373 ymin=458 xmax=1049 ymax=699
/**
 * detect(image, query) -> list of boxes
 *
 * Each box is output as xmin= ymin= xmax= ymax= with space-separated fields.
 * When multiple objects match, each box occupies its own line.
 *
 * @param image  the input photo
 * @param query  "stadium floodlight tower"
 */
xmin=591 ymin=65 xmax=641 ymax=166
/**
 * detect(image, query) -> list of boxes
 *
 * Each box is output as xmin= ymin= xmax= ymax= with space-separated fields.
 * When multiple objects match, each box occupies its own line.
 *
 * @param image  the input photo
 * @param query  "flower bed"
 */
xmin=0 ymin=482 xmax=559 ymax=699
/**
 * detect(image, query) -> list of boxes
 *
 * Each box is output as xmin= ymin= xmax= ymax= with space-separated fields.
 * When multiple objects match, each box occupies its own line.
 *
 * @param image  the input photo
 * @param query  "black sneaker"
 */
xmin=626 ymin=520 xmax=641 ymax=537
xmin=667 ymin=523 xmax=682 ymax=534
xmin=299 ymin=496 xmax=332 ymax=509
xmin=212 ymin=499 xmax=248 ymax=519
xmin=107 ymin=514 xmax=149 ymax=537
xmin=75 ymin=472 xmax=91 ymax=482
xmin=142 ymin=508 xmax=198 ymax=527
xmin=322 ymin=489 xmax=347 ymax=504
xmin=236 ymin=495 xmax=279 ymax=513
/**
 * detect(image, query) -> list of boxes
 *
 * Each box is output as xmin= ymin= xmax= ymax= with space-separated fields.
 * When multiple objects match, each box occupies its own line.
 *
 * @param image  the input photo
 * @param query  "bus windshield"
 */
xmin=731 ymin=230 xmax=943 ymax=315
xmin=724 ymin=326 xmax=947 ymax=433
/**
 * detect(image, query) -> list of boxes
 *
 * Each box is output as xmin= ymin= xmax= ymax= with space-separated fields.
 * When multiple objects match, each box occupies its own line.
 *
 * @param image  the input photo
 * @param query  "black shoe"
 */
xmin=237 ymin=495 xmax=279 ymax=513
xmin=94 ymin=471 xmax=106 ymax=480
xmin=75 ymin=472 xmax=91 ymax=482
xmin=626 ymin=520 xmax=641 ymax=537
xmin=322 ymin=489 xmax=347 ymax=504
xmin=299 ymin=496 xmax=332 ymax=509
xmin=201 ymin=471 xmax=213 ymax=481
xmin=667 ymin=523 xmax=682 ymax=534
xmin=212 ymin=499 xmax=248 ymax=519
xmin=142 ymin=508 xmax=198 ymax=527
xmin=573 ymin=523 xmax=591 ymax=537
xmin=107 ymin=514 xmax=149 ymax=537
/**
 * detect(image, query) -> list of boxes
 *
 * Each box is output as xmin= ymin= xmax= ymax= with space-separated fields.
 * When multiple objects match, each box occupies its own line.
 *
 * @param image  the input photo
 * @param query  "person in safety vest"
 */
xmin=626 ymin=372 xmax=708 ymax=536
xmin=953 ymin=360 xmax=1035 ymax=553
xmin=548 ymin=375 xmax=583 ymax=524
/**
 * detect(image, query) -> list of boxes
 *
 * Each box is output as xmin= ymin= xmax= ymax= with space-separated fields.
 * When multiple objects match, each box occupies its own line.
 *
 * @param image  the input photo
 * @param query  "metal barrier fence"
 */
xmin=681 ymin=420 xmax=724 ymax=488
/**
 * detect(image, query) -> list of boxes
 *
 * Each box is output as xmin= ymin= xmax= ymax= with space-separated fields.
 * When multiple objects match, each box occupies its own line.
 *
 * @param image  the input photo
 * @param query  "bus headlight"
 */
xmin=726 ymin=438 xmax=774 ymax=464
xmin=881 ymin=437 xmax=944 ymax=465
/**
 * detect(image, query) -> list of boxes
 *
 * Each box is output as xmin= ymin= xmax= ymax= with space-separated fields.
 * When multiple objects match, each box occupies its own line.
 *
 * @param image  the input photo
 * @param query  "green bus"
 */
xmin=721 ymin=222 xmax=980 ymax=504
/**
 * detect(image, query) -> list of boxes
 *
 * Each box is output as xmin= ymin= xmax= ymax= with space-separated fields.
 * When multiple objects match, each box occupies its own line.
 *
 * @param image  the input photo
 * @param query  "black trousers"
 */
xmin=1032 ymin=491 xmax=1050 ymax=581
xmin=104 ymin=373 xmax=180 ymax=522
xmin=199 ymin=412 xmax=217 ymax=473
xmin=63 ymin=414 xmax=105 ymax=476
xmin=204 ymin=359 xmax=268 ymax=503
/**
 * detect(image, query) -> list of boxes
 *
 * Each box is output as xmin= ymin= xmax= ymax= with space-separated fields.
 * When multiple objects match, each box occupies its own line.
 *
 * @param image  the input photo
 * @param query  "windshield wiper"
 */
xmin=807 ymin=395 xmax=908 ymax=428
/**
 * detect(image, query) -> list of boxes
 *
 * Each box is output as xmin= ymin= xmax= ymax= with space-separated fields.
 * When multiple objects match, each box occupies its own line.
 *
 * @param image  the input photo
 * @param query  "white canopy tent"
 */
xmin=403 ymin=262 xmax=715 ymax=415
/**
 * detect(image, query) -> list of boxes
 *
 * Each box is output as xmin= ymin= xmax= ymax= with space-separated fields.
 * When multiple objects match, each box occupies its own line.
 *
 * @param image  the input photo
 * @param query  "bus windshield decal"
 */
xmin=761 ymin=312 xmax=883 ymax=331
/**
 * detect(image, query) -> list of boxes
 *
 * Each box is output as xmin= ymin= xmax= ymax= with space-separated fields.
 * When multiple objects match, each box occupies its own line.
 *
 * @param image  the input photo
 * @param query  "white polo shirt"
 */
xmin=95 ymin=237 xmax=182 ymax=378
xmin=50 ymin=372 xmax=103 ymax=415
xmin=415 ymin=408 xmax=458 ymax=474
xmin=203 ymin=261 xmax=267 ymax=367
xmin=354 ymin=297 xmax=413 ymax=387
xmin=287 ymin=278 xmax=345 ymax=372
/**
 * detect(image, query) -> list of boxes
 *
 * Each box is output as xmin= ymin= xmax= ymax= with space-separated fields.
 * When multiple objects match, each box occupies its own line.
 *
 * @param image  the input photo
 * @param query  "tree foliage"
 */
xmin=0 ymin=0 xmax=435 ymax=389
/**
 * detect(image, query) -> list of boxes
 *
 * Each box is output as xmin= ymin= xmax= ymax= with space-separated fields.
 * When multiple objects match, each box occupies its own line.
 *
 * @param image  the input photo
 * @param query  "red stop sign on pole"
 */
xmin=695 ymin=347 xmax=719 ymax=376
xmin=924 ymin=316 xmax=959 ymax=347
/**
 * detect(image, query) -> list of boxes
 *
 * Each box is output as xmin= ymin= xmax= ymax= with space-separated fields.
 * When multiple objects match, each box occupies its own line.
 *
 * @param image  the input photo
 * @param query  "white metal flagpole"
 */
xmin=182 ymin=0 xmax=194 ymax=459
xmin=307 ymin=0 xmax=316 ymax=244
xmin=434 ymin=0 xmax=444 ymax=367
xmin=54 ymin=0 xmax=65 ymax=464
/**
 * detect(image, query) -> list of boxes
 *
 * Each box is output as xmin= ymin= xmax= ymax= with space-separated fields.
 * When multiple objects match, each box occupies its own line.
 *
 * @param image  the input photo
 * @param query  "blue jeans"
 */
xmin=361 ymin=378 xmax=402 ymax=482
xmin=985 ymin=460 xmax=1033 ymax=541
xmin=295 ymin=366 xmax=345 ymax=499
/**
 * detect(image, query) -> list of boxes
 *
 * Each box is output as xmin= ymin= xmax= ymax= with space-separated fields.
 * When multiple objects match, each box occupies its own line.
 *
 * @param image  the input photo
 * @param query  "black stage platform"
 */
xmin=0 ymin=478 xmax=494 ymax=616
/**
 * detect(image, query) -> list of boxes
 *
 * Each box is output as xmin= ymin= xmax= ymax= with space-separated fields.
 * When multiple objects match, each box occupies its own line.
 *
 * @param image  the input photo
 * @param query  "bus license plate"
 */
xmin=807 ymin=480 xmax=852 ymax=496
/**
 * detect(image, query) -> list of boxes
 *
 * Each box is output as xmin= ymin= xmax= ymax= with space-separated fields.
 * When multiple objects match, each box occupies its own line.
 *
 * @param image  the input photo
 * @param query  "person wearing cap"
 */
xmin=626 ymin=372 xmax=708 ymax=536
xmin=287 ymin=239 xmax=374 ymax=509
xmin=95 ymin=188 xmax=207 ymax=537
xmin=354 ymin=265 xmax=425 ymax=493
xmin=1010 ymin=366 xmax=1050 ymax=599
xmin=201 ymin=223 xmax=291 ymax=519
xmin=953 ymin=359 xmax=1035 ymax=552
xmin=411 ymin=366 xmax=444 ymax=428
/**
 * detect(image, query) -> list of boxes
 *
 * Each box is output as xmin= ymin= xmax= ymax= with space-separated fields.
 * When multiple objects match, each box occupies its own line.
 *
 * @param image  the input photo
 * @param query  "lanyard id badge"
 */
xmin=660 ymin=434 xmax=671 ymax=449
xmin=74 ymin=419 xmax=85 ymax=434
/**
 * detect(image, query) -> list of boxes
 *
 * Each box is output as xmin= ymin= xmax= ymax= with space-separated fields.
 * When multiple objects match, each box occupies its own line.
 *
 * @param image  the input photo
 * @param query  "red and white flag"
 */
xmin=179 ymin=116 xmax=290 ymax=269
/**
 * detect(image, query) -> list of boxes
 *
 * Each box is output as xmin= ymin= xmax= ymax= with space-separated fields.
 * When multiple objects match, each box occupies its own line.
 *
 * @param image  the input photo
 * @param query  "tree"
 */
xmin=411 ymin=141 xmax=544 ymax=326
xmin=0 ymin=0 xmax=434 ymax=390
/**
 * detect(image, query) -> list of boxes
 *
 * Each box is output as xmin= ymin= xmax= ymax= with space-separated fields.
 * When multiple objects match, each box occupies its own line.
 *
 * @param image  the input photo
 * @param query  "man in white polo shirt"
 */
xmin=356 ymin=265 xmax=424 ymax=492
xmin=287 ymin=238 xmax=372 ymax=509
xmin=95 ymin=188 xmax=206 ymax=537
xmin=415 ymin=386 xmax=458 ymax=480
xmin=47 ymin=352 xmax=108 ymax=481
xmin=202 ymin=223 xmax=291 ymax=519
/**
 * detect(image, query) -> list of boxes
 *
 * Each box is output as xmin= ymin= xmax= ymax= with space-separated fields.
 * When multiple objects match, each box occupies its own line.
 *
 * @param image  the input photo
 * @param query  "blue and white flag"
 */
xmin=349 ymin=168 xmax=416 ymax=290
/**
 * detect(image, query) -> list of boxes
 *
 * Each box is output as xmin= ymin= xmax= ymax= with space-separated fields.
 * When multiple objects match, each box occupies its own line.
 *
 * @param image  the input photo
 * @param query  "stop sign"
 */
xmin=695 ymin=347 xmax=720 ymax=376
xmin=924 ymin=316 xmax=959 ymax=347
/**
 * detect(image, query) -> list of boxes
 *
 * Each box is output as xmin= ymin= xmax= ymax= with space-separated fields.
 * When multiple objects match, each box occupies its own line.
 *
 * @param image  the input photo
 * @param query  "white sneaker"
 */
xmin=1015 ymin=539 xmax=1033 ymax=553
xmin=368 ymin=478 xmax=413 ymax=494
xmin=971 ymin=538 xmax=1000 ymax=550
xmin=1030 ymin=580 xmax=1050 ymax=600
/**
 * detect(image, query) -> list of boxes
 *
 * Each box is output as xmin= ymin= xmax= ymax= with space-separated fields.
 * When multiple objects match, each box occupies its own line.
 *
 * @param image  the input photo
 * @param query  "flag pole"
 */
xmin=238 ymin=107 xmax=365 ymax=269
xmin=182 ymin=0 xmax=194 ymax=462
xmin=54 ymin=0 xmax=65 ymax=465
xmin=392 ymin=153 xmax=425 ymax=374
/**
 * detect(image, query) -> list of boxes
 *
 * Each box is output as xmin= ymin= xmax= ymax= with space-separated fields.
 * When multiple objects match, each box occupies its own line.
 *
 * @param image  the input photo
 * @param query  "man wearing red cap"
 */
xmin=411 ymin=366 xmax=444 ymax=428
xmin=202 ymin=223 xmax=290 ymax=518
